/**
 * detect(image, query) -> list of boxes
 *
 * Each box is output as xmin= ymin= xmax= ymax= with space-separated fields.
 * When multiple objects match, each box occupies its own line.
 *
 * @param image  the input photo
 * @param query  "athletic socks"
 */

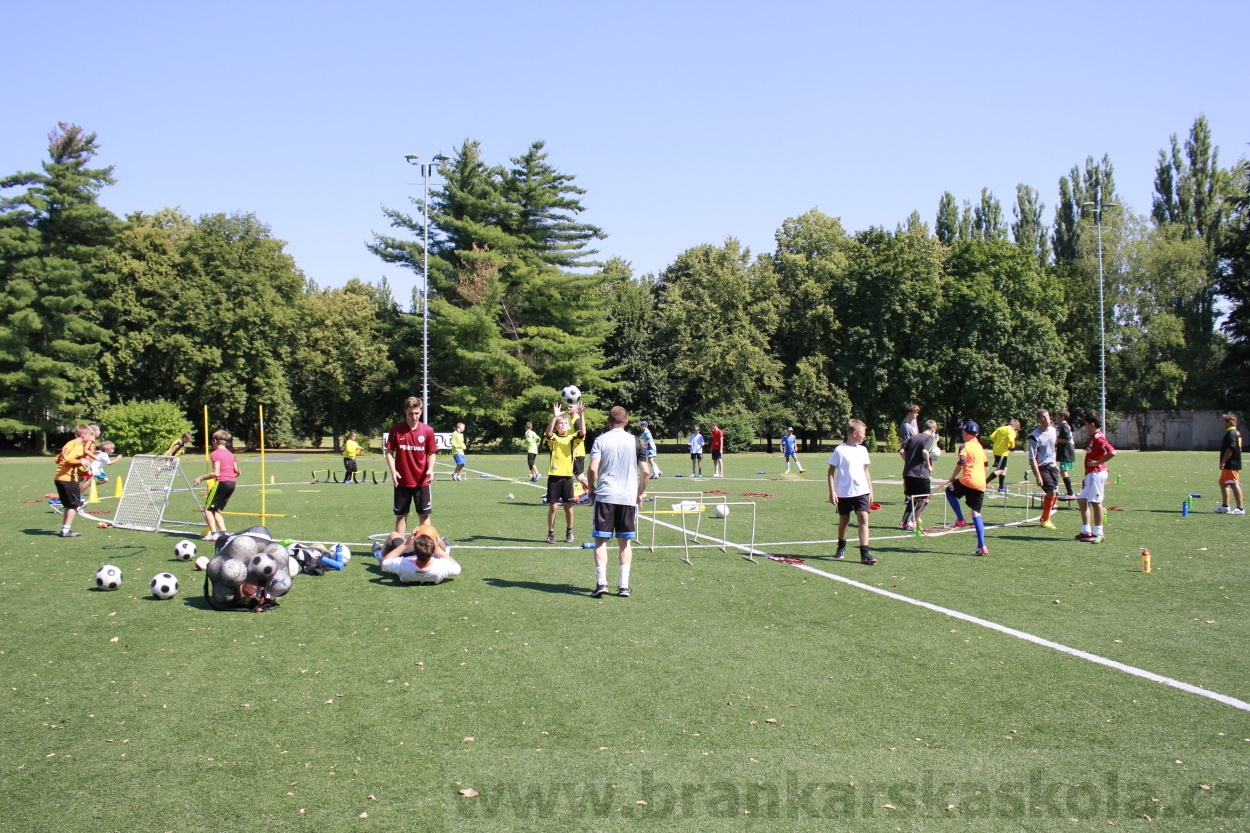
xmin=619 ymin=564 xmax=630 ymax=589
xmin=859 ymin=545 xmax=871 ymax=560
xmin=60 ymin=525 xmax=71 ymax=535
xmin=973 ymin=516 xmax=986 ymax=549
xmin=1081 ymin=524 xmax=1091 ymax=535
xmin=1062 ymin=476 xmax=1074 ymax=495
xmin=998 ymin=473 xmax=1006 ymax=490
xmin=596 ymin=565 xmax=607 ymax=586
xmin=1041 ymin=493 xmax=1056 ymax=522
xmin=946 ymin=489 xmax=964 ymax=521
xmin=1093 ymin=525 xmax=1104 ymax=538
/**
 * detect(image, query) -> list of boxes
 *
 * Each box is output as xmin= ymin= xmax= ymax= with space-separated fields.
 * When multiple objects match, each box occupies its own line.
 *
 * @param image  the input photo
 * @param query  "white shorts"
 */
xmin=381 ymin=554 xmax=461 ymax=584
xmin=1079 ymin=470 xmax=1108 ymax=504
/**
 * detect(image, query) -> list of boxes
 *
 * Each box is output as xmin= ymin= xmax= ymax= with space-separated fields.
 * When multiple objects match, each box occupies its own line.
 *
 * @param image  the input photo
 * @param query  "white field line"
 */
xmin=382 ymin=460 xmax=1250 ymax=713
xmin=640 ymin=504 xmax=1250 ymax=714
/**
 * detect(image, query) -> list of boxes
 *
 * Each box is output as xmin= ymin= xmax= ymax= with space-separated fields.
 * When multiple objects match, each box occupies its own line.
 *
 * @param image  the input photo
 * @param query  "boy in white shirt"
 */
xmin=826 ymin=419 xmax=876 ymax=565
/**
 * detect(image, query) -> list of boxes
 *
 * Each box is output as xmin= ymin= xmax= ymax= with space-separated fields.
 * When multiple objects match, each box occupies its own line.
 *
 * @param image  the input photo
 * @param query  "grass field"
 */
xmin=2 ymin=448 xmax=1248 ymax=832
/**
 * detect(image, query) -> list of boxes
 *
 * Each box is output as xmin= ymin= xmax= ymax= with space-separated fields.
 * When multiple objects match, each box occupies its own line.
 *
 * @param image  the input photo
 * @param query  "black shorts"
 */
xmin=572 ymin=457 xmax=585 ymax=477
xmin=1037 ymin=464 xmax=1059 ymax=493
xmin=903 ymin=476 xmax=932 ymax=499
xmin=546 ymin=476 xmax=574 ymax=506
xmin=592 ymin=501 xmax=638 ymax=539
xmin=54 ymin=480 xmax=83 ymax=510
xmin=690 ymin=453 xmax=703 ymax=461
xmin=527 ymin=453 xmax=537 ymax=468
xmin=207 ymin=480 xmax=236 ymax=512
xmin=946 ymin=480 xmax=985 ymax=513
xmin=994 ymin=455 xmax=1009 ymax=472
xmin=836 ymin=494 xmax=871 ymax=516
xmin=344 ymin=457 xmax=358 ymax=475
xmin=393 ymin=484 xmax=432 ymax=517
xmin=711 ymin=449 xmax=722 ymax=461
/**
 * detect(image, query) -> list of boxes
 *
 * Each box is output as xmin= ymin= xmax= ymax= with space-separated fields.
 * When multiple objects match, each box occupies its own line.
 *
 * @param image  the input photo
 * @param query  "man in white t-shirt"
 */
xmin=587 ymin=406 xmax=651 ymax=598
xmin=826 ymin=419 xmax=876 ymax=565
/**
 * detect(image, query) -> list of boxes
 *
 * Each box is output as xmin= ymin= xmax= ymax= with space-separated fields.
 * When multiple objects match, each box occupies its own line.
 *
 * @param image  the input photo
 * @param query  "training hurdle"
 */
xmin=643 ymin=491 xmax=758 ymax=565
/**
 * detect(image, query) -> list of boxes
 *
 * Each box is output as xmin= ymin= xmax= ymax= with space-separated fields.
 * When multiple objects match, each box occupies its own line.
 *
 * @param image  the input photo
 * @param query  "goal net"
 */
xmin=111 ymin=455 xmax=204 ymax=533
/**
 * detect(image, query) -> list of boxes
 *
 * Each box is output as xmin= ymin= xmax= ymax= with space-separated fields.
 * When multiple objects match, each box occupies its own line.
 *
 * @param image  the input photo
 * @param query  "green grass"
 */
xmin=2 ymin=450 xmax=1248 ymax=832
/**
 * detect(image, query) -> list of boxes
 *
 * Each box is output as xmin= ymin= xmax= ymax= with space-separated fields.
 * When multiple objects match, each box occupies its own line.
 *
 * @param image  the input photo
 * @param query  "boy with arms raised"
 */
xmin=945 ymin=421 xmax=991 ymax=556
xmin=1076 ymin=412 xmax=1117 ymax=543
xmin=544 ymin=401 xmax=586 ymax=544
xmin=827 ymin=419 xmax=876 ymax=565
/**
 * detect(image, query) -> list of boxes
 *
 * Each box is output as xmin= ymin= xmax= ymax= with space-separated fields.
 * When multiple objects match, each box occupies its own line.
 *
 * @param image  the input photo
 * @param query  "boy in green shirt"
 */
xmin=523 ymin=421 xmax=542 ymax=481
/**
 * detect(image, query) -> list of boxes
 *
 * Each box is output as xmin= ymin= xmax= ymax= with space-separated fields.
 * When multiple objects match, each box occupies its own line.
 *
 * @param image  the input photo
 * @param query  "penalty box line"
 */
xmin=642 ymin=510 xmax=1250 ymax=715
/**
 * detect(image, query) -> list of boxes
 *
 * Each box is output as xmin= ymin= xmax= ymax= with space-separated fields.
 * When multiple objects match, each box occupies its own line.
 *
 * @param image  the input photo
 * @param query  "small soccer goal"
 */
xmin=111 ymin=455 xmax=204 ymax=534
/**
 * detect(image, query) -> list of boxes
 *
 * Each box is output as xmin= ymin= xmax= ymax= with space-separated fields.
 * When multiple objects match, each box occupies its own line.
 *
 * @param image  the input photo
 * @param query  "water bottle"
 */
xmin=1141 ymin=549 xmax=1151 ymax=573
xmin=1181 ymin=499 xmax=1189 ymax=517
xmin=581 ymin=542 xmax=595 ymax=549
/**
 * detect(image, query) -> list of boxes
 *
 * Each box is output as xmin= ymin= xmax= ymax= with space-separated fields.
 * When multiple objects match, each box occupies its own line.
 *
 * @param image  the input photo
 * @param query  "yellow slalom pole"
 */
xmin=202 ymin=405 xmax=211 ymax=468
xmin=259 ymin=405 xmax=267 ymax=527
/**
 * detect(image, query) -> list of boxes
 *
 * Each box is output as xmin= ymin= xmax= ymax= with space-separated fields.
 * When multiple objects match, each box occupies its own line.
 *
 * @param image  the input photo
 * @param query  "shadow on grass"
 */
xmin=22 ymin=528 xmax=65 ymax=536
xmin=481 ymin=577 xmax=587 ymax=596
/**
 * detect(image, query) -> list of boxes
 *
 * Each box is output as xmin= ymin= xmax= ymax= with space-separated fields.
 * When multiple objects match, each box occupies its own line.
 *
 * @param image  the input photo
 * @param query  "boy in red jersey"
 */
xmin=385 ymin=397 xmax=438 ymax=536
xmin=1076 ymin=412 xmax=1117 ymax=543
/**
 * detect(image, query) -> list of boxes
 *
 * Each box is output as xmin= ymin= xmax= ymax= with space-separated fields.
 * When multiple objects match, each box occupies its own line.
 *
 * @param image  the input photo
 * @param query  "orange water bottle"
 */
xmin=1141 ymin=548 xmax=1152 ymax=573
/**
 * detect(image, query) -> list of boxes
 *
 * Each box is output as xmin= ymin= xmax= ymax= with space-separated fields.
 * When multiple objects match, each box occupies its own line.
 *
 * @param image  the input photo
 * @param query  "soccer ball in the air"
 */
xmin=714 ymin=503 xmax=730 ymax=519
xmin=95 ymin=564 xmax=123 ymax=590
xmin=150 ymin=573 xmax=179 ymax=599
xmin=561 ymin=384 xmax=581 ymax=405
xmin=174 ymin=540 xmax=197 ymax=561
xmin=930 ymin=445 xmax=941 ymax=460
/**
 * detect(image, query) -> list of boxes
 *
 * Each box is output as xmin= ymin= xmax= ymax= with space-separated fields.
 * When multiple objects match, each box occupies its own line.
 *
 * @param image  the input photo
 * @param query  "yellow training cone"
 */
xmin=87 ymin=479 xmax=100 ymax=504
xmin=113 ymin=476 xmax=123 ymax=499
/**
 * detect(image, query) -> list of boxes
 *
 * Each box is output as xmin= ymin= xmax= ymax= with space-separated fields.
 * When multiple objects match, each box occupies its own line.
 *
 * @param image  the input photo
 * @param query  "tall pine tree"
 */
xmin=0 ymin=124 xmax=117 ymax=451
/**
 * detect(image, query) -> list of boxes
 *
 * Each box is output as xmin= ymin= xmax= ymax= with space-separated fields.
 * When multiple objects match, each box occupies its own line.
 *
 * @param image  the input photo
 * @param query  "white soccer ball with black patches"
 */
xmin=174 ymin=540 xmax=197 ymax=561
xmin=218 ymin=557 xmax=248 ymax=587
xmin=714 ymin=503 xmax=730 ymax=519
xmin=150 ymin=572 xmax=179 ymax=599
xmin=95 ymin=564 xmax=123 ymax=591
xmin=248 ymin=553 xmax=278 ymax=582
xmin=561 ymin=384 xmax=581 ymax=405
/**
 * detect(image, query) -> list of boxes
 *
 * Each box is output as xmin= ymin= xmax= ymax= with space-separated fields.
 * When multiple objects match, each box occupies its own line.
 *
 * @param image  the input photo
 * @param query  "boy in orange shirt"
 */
xmin=944 ymin=420 xmax=991 ymax=556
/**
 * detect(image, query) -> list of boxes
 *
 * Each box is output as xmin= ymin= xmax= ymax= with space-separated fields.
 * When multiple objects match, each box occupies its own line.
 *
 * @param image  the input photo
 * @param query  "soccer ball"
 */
xmin=561 ymin=384 xmax=581 ymax=405
xmin=714 ymin=503 xmax=730 ymax=519
xmin=150 ymin=572 xmax=179 ymax=599
xmin=249 ymin=553 xmax=278 ymax=581
xmin=174 ymin=540 xmax=196 ymax=561
xmin=930 ymin=445 xmax=941 ymax=460
xmin=267 ymin=570 xmax=292 ymax=599
xmin=219 ymin=557 xmax=248 ymax=587
xmin=95 ymin=564 xmax=122 ymax=591
xmin=194 ymin=555 xmax=210 ymax=571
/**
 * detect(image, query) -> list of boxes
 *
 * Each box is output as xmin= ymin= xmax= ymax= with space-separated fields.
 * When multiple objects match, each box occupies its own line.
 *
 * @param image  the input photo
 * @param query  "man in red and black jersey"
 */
xmin=385 ymin=396 xmax=438 ymax=536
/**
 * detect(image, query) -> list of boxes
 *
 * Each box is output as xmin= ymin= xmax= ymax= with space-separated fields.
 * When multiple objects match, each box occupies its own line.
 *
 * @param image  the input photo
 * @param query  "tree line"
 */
xmin=2 ymin=118 xmax=1247 ymax=454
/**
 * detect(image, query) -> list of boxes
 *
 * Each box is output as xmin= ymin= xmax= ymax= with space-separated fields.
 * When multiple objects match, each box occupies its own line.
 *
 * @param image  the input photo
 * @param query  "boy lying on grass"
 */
xmin=377 ymin=523 xmax=461 ymax=584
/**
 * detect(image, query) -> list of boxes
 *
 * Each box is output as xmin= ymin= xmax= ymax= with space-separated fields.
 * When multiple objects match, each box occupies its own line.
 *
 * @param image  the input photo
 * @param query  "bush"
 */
xmin=882 ymin=422 xmax=901 ymax=454
xmin=99 ymin=400 xmax=194 ymax=456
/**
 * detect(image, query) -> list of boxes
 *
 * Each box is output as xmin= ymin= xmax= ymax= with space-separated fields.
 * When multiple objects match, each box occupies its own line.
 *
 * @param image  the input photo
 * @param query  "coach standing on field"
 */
xmin=385 ymin=396 xmax=437 ymax=536
xmin=586 ymin=406 xmax=650 ymax=598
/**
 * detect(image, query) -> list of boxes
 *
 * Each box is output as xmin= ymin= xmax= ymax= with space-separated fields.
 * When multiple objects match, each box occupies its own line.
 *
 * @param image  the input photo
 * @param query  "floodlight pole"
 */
xmin=405 ymin=153 xmax=449 ymax=424
xmin=1083 ymin=188 xmax=1117 ymax=433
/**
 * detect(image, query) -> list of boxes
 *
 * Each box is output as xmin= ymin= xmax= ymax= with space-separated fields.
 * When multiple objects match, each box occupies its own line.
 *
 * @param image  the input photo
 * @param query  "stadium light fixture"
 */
xmin=404 ymin=153 xmax=448 ymax=424
xmin=1082 ymin=190 xmax=1118 ymax=433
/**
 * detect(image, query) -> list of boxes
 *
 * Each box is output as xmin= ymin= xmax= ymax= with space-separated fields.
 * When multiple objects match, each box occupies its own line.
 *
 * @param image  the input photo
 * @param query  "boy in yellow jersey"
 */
xmin=342 ymin=431 xmax=364 ymax=483
xmin=449 ymin=422 xmax=468 ymax=481
xmin=944 ymin=420 xmax=991 ymax=556
xmin=988 ymin=419 xmax=1019 ymax=493
xmin=544 ymin=401 xmax=586 ymax=544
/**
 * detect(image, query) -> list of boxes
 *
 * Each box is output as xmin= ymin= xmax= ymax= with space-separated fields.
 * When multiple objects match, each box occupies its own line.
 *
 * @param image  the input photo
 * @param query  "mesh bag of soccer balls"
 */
xmin=202 ymin=526 xmax=305 ymax=612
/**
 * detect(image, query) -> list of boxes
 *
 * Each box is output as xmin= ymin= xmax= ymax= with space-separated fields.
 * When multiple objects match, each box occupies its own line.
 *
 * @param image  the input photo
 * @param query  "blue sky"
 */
xmin=4 ymin=0 xmax=1248 ymax=308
